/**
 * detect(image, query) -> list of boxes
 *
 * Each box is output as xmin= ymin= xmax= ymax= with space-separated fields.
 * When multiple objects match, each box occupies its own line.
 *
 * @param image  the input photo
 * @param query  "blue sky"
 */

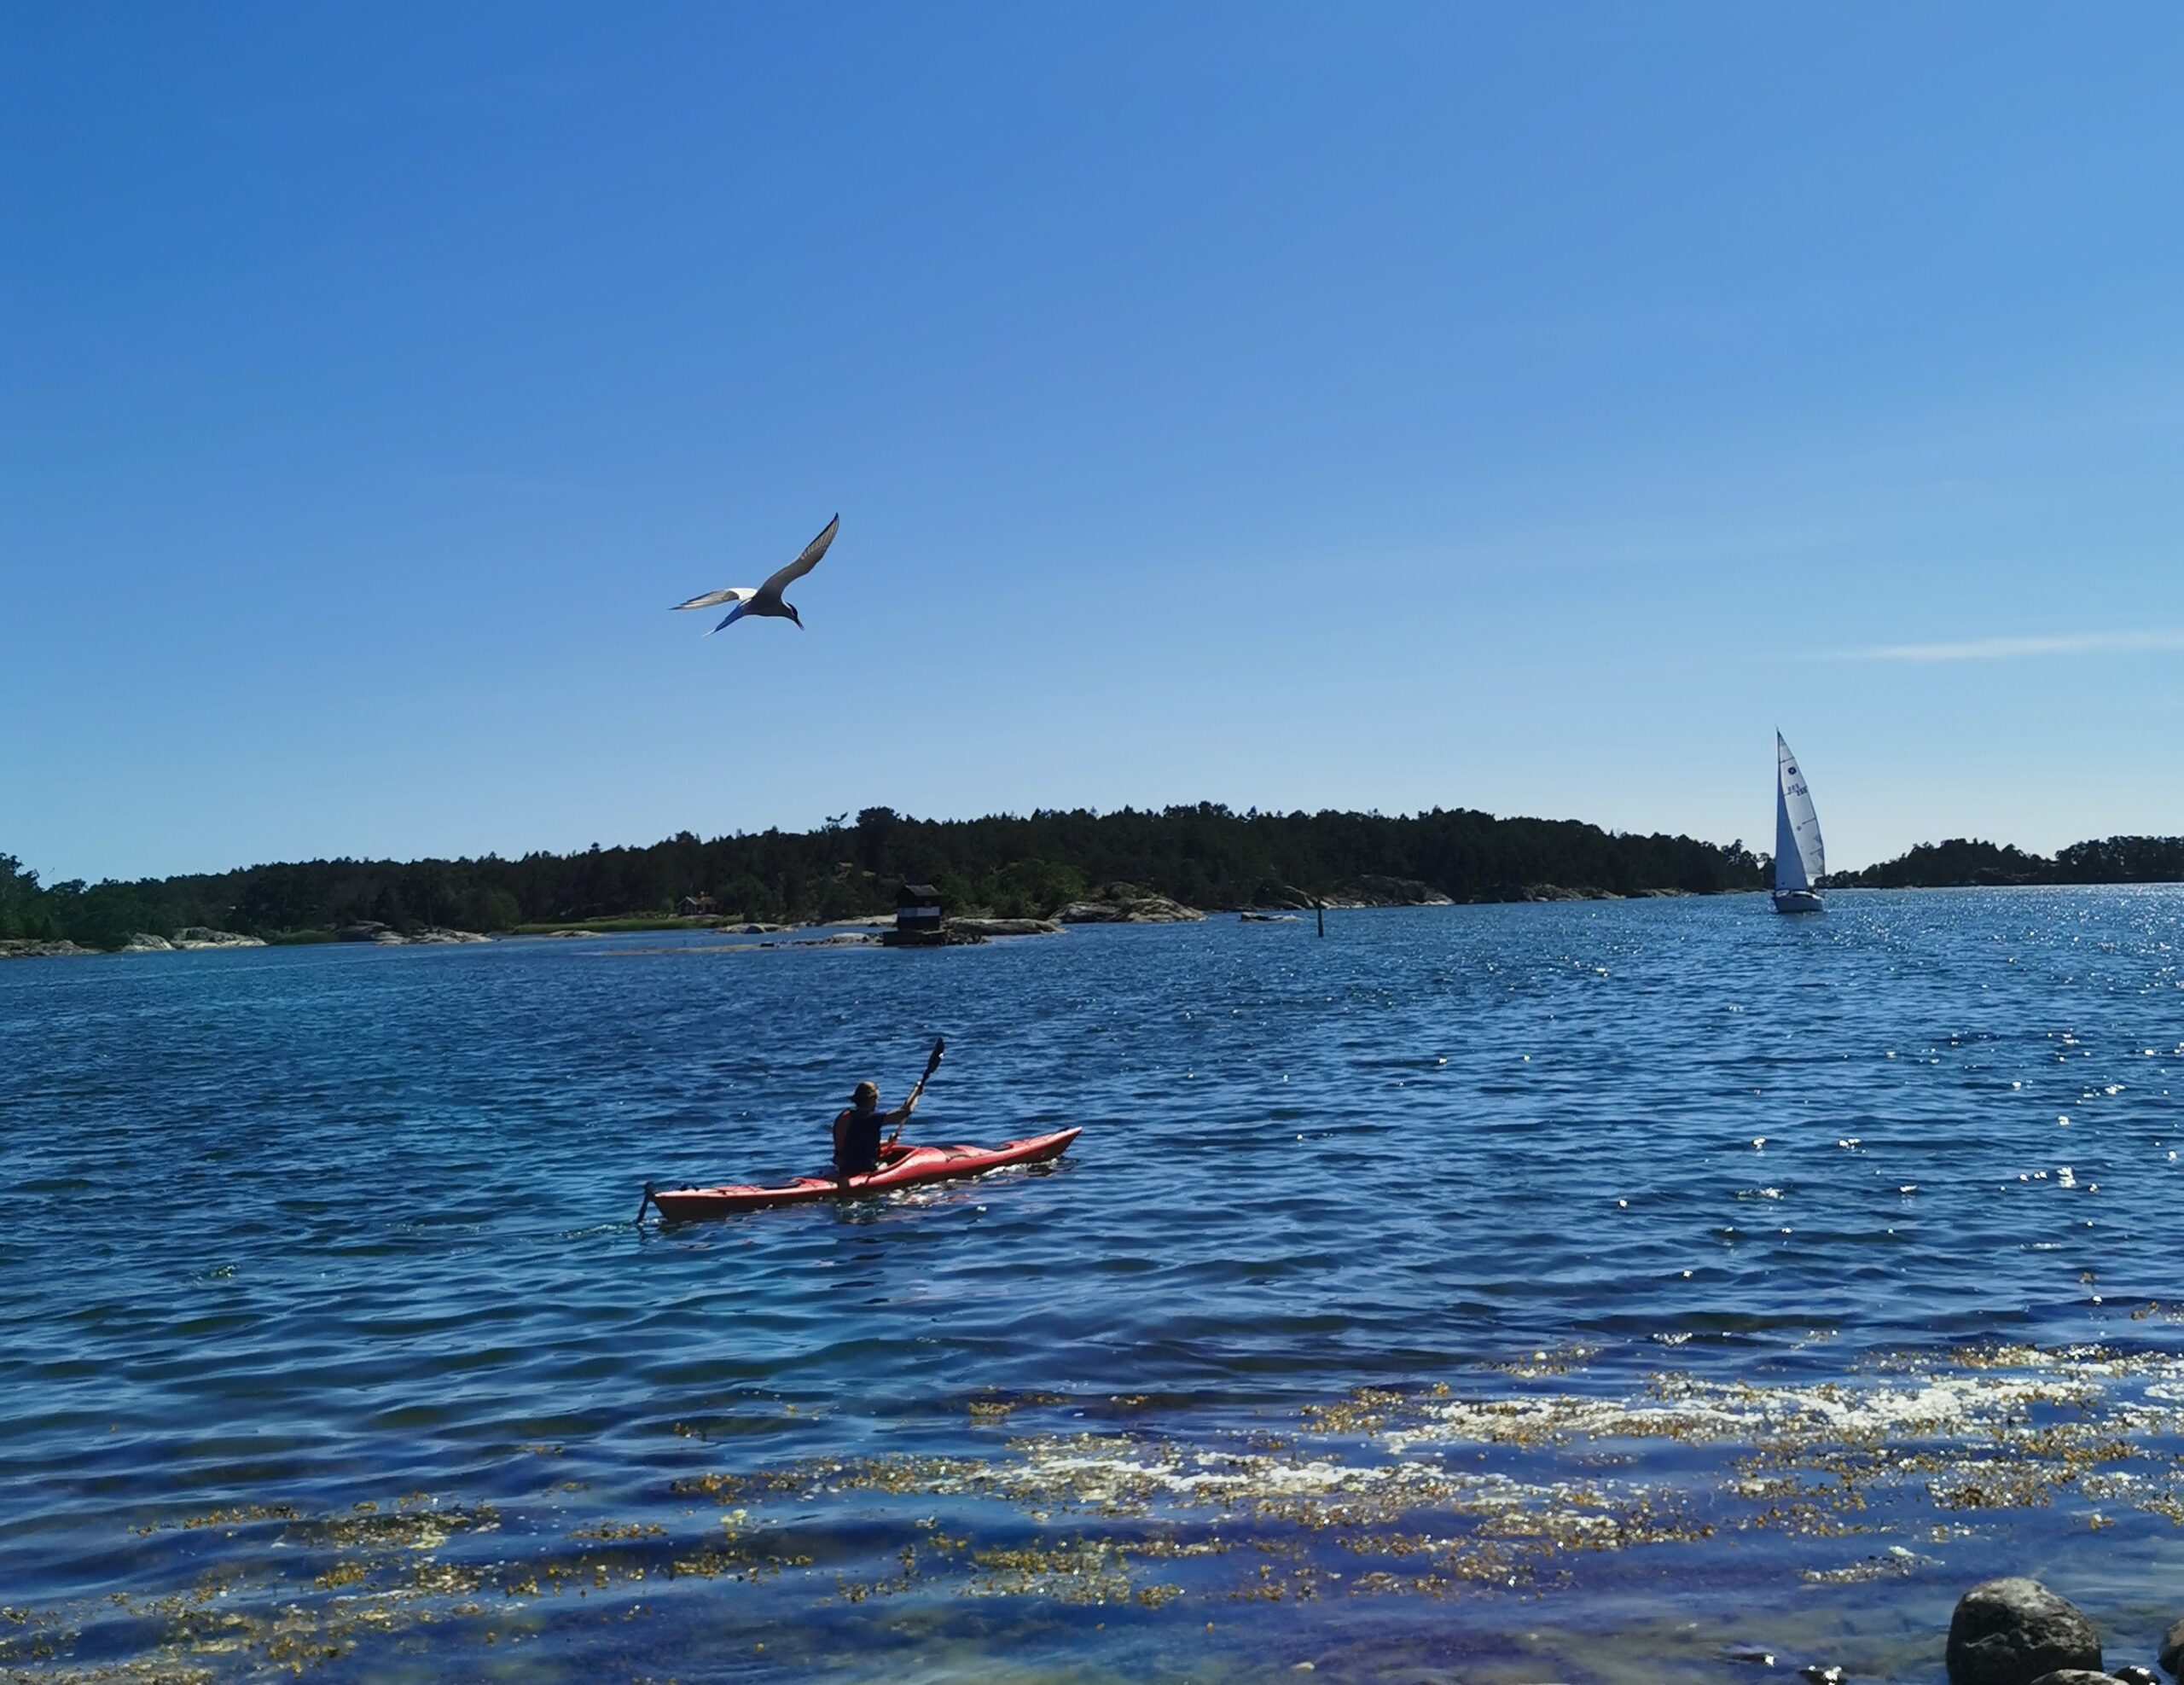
xmin=5 ymin=3 xmax=2181 ymax=882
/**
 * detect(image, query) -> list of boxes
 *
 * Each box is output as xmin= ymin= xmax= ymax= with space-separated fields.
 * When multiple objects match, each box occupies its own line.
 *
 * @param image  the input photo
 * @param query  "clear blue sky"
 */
xmin=6 ymin=3 xmax=2181 ymax=883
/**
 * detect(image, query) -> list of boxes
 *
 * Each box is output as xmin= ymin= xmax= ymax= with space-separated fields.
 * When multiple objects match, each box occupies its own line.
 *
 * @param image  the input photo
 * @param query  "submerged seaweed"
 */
xmin=15 ymin=1342 xmax=2184 ymax=1681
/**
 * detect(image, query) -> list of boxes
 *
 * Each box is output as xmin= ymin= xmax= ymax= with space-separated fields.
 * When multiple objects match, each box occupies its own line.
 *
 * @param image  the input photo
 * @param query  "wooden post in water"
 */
xmin=1316 ymin=897 xmax=1325 ymax=938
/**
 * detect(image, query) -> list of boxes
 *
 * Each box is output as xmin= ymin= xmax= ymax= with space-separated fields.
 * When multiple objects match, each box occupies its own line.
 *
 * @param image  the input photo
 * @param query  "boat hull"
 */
xmin=1771 ymin=889 xmax=1824 ymax=914
xmin=649 ymin=1128 xmax=1080 ymax=1219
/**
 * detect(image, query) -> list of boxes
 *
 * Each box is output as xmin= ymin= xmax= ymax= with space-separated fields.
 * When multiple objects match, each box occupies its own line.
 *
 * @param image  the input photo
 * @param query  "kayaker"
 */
xmin=833 ymin=1079 xmax=921 ymax=1181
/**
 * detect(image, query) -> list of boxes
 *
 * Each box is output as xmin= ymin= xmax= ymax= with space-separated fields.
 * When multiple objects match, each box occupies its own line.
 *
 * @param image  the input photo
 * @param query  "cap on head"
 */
xmin=852 ymin=1080 xmax=879 ymax=1106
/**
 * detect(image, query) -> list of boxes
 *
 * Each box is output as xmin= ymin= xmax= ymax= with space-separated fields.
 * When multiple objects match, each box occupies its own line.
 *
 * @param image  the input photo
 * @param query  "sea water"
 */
xmin=3 ymin=889 xmax=2182 ymax=1682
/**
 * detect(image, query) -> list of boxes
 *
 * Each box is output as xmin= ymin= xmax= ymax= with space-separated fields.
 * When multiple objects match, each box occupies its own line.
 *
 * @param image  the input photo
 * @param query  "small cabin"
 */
xmin=677 ymin=892 xmax=717 ymax=918
xmin=886 ymin=882 xmax=945 ymax=947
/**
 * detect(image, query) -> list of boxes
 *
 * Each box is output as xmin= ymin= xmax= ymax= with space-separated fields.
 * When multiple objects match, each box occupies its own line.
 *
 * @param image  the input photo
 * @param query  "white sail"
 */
xmin=1774 ymin=732 xmax=1826 ymax=893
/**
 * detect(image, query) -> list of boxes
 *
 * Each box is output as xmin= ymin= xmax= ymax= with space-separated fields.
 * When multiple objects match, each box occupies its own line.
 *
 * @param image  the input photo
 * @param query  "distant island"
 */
xmin=1831 ymin=834 xmax=2184 ymax=889
xmin=5 ymin=812 xmax=2179 ymax=955
xmin=3 ymin=805 xmax=1763 ymax=951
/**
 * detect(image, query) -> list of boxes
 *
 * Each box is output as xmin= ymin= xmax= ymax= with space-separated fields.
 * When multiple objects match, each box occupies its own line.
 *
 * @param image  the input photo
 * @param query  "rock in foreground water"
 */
xmin=1948 ymin=1579 xmax=2102 ymax=1685
xmin=2027 ymin=1672 xmax=2121 ymax=1685
xmin=2160 ymin=1620 xmax=2184 ymax=1678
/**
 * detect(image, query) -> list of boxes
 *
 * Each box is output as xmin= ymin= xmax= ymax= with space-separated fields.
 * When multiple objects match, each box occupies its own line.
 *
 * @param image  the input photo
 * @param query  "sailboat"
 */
xmin=1772 ymin=732 xmax=1826 ymax=914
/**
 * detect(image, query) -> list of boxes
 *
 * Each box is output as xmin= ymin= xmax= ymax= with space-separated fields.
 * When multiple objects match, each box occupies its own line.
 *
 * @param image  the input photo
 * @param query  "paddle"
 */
xmin=885 ymin=1036 xmax=945 ymax=1152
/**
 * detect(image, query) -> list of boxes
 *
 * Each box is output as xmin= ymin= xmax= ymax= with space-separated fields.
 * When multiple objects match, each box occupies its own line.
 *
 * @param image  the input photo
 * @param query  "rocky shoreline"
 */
xmin=948 ymin=916 xmax=1063 ymax=938
xmin=1727 ymin=1575 xmax=2184 ymax=1685
xmin=335 ymin=921 xmax=490 ymax=945
xmin=1931 ymin=1576 xmax=2178 ymax=1685
xmin=2 ymin=922 xmax=495 ymax=959
xmin=3 ymin=927 xmax=266 ymax=960
xmin=0 ymin=938 xmax=100 ymax=959
xmin=1057 ymin=887 xmax=1205 ymax=923
xmin=2 ymin=884 xmax=1736 ymax=962
xmin=130 ymin=927 xmax=267 ymax=950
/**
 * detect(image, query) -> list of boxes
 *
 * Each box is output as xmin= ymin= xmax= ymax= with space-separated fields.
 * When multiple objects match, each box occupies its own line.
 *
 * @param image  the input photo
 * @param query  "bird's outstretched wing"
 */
xmin=671 ymin=586 xmax=755 ymax=613
xmin=756 ymin=514 xmax=839 ymax=601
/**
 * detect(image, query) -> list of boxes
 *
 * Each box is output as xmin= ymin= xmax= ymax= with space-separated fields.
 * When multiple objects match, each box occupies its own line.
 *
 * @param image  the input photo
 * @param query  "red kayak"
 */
xmin=645 ymin=1128 xmax=1080 ymax=1220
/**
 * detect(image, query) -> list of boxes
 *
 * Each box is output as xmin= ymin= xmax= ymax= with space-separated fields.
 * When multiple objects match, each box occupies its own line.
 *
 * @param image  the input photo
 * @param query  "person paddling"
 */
xmin=833 ymin=1078 xmax=921 ymax=1182
xmin=635 ymin=1037 xmax=958 ymax=1221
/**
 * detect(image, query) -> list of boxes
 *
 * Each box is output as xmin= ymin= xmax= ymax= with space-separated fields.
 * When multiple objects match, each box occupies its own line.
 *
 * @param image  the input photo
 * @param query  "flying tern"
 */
xmin=671 ymin=514 xmax=839 ymax=635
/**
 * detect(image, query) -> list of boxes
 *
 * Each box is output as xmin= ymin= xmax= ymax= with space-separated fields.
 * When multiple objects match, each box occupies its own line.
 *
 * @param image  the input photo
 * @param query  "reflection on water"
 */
xmin=3 ymin=888 xmax=2184 ymax=1680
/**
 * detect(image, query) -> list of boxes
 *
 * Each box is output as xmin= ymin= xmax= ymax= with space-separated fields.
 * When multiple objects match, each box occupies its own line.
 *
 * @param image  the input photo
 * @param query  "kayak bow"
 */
xmin=647 ymin=1128 xmax=1079 ymax=1220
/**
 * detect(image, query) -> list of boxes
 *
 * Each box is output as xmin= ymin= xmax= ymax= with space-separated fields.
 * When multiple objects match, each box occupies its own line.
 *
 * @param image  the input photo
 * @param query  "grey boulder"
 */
xmin=947 ymin=918 xmax=1061 ymax=938
xmin=1333 ymin=874 xmax=1453 ymax=907
xmin=0 ymin=938 xmax=95 ymax=959
xmin=1948 ymin=1579 xmax=2101 ymax=1685
xmin=2162 ymin=1620 xmax=2184 ymax=1679
xmin=1056 ymin=892 xmax=1204 ymax=924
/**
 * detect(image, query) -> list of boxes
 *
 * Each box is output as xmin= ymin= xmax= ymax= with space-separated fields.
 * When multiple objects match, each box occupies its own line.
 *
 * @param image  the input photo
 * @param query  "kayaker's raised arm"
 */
xmin=833 ymin=1044 xmax=942 ymax=1182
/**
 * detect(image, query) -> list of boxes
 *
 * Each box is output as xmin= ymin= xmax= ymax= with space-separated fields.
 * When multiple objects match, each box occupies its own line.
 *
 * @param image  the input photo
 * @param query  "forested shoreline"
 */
xmin=1833 ymin=834 xmax=2184 ymax=889
xmin=3 ymin=805 xmax=1766 ymax=949
xmin=10 ymin=811 xmax=2180 ymax=954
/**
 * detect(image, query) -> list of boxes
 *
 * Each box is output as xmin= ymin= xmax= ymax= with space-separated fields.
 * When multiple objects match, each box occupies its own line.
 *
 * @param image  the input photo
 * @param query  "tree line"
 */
xmin=3 ymin=804 xmax=1767 ymax=947
xmin=1833 ymin=834 xmax=2184 ymax=889
xmin=15 ymin=817 xmax=2180 ymax=951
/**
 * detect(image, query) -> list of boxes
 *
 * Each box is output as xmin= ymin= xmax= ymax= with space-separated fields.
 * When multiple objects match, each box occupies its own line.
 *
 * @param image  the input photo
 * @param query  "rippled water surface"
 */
xmin=5 ymin=890 xmax=2184 ymax=1682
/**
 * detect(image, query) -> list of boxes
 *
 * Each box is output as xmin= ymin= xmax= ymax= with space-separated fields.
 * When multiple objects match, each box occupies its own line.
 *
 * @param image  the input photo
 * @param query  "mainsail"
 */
xmin=1774 ymin=732 xmax=1826 ymax=893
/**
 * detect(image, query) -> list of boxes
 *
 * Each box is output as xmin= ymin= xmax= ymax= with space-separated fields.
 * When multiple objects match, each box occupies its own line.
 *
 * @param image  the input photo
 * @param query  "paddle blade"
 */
xmin=923 ymin=1037 xmax=944 ymax=1081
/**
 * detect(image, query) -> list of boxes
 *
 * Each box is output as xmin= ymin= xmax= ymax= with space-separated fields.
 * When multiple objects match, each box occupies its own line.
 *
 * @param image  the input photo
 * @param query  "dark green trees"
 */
xmin=3 ymin=805 xmax=1769 ymax=944
xmin=11 ymin=820 xmax=2179 ymax=950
